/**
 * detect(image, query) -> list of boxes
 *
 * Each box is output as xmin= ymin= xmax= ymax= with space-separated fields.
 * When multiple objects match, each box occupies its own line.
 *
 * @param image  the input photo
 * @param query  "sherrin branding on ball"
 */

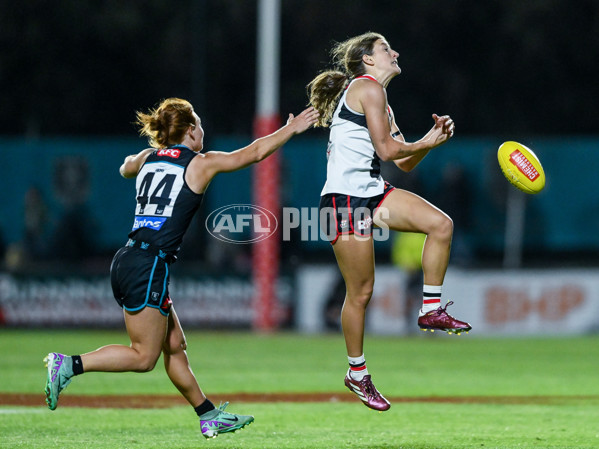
xmin=497 ymin=141 xmax=546 ymax=194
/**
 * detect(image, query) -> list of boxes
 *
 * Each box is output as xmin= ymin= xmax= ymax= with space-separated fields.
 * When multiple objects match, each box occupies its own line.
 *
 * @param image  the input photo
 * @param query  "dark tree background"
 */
xmin=2 ymin=0 xmax=597 ymax=138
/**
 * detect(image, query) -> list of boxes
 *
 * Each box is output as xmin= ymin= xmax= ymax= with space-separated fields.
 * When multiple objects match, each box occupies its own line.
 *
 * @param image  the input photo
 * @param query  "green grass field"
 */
xmin=1 ymin=329 xmax=599 ymax=448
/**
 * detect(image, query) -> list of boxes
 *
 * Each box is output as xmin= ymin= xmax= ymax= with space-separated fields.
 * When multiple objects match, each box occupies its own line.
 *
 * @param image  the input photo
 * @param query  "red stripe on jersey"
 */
xmin=355 ymin=74 xmax=378 ymax=83
xmin=345 ymin=74 xmax=380 ymax=90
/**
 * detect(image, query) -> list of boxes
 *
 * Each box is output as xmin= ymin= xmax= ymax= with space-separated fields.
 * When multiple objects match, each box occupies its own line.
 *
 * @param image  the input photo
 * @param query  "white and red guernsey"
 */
xmin=321 ymin=74 xmax=394 ymax=198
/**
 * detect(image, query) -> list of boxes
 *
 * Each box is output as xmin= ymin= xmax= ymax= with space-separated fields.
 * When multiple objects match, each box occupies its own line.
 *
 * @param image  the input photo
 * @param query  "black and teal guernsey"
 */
xmin=127 ymin=145 xmax=204 ymax=255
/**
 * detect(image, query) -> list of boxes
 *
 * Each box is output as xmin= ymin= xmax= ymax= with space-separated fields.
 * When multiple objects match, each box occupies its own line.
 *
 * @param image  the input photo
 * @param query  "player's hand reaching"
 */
xmin=432 ymin=113 xmax=455 ymax=137
xmin=287 ymin=107 xmax=320 ymax=134
xmin=426 ymin=113 xmax=455 ymax=149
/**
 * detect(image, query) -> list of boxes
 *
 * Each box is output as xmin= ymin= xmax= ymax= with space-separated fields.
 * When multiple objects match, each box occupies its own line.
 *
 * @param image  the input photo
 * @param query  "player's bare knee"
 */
xmin=136 ymin=356 xmax=158 ymax=373
xmin=346 ymin=287 xmax=373 ymax=309
xmin=164 ymin=337 xmax=187 ymax=355
xmin=173 ymin=338 xmax=187 ymax=353
xmin=356 ymin=293 xmax=372 ymax=309
xmin=431 ymin=214 xmax=453 ymax=243
xmin=441 ymin=215 xmax=454 ymax=240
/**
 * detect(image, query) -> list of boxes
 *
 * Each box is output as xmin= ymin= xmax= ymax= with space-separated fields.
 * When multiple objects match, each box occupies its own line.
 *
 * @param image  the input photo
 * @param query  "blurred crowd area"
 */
xmin=1 ymin=135 xmax=598 ymax=276
xmin=2 ymin=1 xmax=598 ymax=275
xmin=2 ymin=0 xmax=597 ymax=137
xmin=0 ymin=165 xmax=480 ymax=276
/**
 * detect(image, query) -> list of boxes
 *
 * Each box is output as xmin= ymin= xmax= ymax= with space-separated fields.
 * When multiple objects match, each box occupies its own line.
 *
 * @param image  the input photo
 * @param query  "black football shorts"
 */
xmin=110 ymin=246 xmax=172 ymax=316
xmin=319 ymin=181 xmax=395 ymax=244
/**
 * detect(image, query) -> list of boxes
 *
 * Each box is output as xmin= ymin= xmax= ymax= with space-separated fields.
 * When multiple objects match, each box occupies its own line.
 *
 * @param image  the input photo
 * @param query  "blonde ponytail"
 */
xmin=306 ymin=31 xmax=385 ymax=128
xmin=307 ymin=70 xmax=348 ymax=127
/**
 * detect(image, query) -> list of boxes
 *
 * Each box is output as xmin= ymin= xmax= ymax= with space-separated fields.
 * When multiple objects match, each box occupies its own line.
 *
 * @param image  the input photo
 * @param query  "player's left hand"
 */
xmin=432 ymin=114 xmax=455 ymax=138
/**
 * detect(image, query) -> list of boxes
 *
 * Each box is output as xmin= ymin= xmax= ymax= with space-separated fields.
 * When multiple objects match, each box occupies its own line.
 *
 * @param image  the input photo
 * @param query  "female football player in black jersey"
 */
xmin=44 ymin=98 xmax=318 ymax=439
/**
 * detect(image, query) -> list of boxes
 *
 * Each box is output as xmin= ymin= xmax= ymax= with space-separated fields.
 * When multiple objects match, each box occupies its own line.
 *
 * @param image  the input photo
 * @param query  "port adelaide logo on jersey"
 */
xmin=205 ymin=204 xmax=278 ymax=244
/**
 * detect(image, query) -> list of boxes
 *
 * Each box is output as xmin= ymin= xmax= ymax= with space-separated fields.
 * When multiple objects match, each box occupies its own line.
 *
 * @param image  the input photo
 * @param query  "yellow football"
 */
xmin=497 ymin=141 xmax=546 ymax=194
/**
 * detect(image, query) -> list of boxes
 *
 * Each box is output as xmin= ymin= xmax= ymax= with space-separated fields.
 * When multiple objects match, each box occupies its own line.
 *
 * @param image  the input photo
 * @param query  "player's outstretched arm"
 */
xmin=119 ymin=148 xmax=154 ymax=178
xmin=186 ymin=107 xmax=319 ymax=193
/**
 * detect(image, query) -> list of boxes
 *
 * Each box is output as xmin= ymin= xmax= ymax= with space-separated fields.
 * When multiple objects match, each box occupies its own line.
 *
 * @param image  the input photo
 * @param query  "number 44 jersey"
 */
xmin=128 ymin=145 xmax=204 ymax=255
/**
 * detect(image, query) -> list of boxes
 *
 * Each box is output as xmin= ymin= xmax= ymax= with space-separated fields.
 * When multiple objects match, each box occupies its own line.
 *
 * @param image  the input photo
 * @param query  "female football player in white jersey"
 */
xmin=308 ymin=31 xmax=471 ymax=411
